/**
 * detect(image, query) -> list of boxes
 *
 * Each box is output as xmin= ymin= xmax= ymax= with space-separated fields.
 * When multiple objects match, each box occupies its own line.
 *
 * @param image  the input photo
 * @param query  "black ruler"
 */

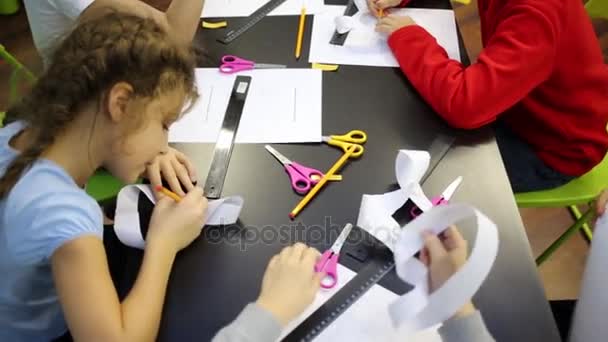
xmin=284 ymin=245 xmax=395 ymax=342
xmin=218 ymin=0 xmax=289 ymax=44
xmin=203 ymin=76 xmax=252 ymax=199
xmin=329 ymin=0 xmax=359 ymax=46
xmin=282 ymin=134 xmax=456 ymax=341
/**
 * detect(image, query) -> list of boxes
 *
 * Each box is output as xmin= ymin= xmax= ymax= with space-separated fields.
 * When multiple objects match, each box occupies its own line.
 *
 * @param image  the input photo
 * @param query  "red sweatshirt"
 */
xmin=389 ymin=0 xmax=608 ymax=176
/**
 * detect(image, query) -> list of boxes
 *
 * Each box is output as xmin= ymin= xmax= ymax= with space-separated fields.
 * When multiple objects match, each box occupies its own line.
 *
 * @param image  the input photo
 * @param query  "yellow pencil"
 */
xmin=289 ymin=145 xmax=357 ymax=219
xmin=379 ymin=8 xmax=384 ymax=17
xmin=295 ymin=7 xmax=306 ymax=59
xmin=155 ymin=185 xmax=182 ymax=202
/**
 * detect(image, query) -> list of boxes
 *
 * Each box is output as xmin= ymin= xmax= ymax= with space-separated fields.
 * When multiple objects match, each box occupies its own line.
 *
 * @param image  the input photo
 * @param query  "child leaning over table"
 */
xmin=368 ymin=0 xmax=608 ymax=194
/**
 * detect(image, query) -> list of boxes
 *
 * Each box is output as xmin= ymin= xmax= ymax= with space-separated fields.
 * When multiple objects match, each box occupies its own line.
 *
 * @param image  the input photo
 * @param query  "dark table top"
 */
xmin=117 ymin=1 xmax=561 ymax=341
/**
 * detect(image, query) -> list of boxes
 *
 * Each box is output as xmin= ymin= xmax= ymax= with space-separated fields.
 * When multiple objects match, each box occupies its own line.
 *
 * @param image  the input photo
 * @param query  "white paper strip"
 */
xmin=390 ymin=204 xmax=499 ymax=332
xmin=114 ymin=184 xmax=243 ymax=249
xmin=356 ymin=149 xmax=499 ymax=334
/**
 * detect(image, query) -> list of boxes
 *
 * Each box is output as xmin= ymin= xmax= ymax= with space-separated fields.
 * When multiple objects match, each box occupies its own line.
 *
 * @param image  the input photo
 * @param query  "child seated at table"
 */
xmin=19 ymin=0 xmax=205 ymax=196
xmin=369 ymin=0 xmax=608 ymax=193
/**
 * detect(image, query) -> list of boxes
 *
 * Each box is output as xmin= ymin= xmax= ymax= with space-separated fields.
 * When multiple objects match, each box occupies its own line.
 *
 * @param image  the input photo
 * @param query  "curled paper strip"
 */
xmin=389 ymin=204 xmax=499 ymax=332
xmin=356 ymin=150 xmax=499 ymax=334
xmin=333 ymin=0 xmax=387 ymax=47
xmin=356 ymin=150 xmax=433 ymax=251
xmin=335 ymin=15 xmax=355 ymax=34
xmin=114 ymin=184 xmax=243 ymax=249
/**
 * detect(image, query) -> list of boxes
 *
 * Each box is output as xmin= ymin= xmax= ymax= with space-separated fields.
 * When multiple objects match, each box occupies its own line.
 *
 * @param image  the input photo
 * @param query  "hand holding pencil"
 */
xmin=147 ymin=186 xmax=209 ymax=253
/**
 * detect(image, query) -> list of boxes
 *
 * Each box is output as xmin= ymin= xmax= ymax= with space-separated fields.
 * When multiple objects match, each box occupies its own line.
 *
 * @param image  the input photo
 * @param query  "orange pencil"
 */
xmin=289 ymin=145 xmax=357 ymax=219
xmin=155 ymin=185 xmax=182 ymax=202
xmin=295 ymin=7 xmax=306 ymax=59
xmin=378 ymin=8 xmax=384 ymax=17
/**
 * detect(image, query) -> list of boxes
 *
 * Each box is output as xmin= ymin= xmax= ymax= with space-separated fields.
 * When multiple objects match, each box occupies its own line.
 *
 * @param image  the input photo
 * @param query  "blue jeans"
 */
xmin=495 ymin=124 xmax=575 ymax=193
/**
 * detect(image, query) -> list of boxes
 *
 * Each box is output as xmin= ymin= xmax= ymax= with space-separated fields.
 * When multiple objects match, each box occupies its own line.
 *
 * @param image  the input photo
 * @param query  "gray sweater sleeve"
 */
xmin=439 ymin=311 xmax=495 ymax=342
xmin=212 ymin=303 xmax=282 ymax=342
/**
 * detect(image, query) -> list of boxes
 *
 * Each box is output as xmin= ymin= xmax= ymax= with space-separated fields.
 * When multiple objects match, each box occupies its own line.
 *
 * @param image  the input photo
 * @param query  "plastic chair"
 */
xmin=0 ymin=44 xmax=36 ymax=111
xmin=515 ymin=152 xmax=608 ymax=266
xmin=586 ymin=0 xmax=608 ymax=20
xmin=0 ymin=0 xmax=19 ymax=15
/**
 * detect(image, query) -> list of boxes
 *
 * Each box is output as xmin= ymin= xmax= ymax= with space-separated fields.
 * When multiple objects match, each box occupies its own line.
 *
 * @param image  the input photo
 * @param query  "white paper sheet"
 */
xmin=356 ymin=150 xmax=499 ymax=334
xmin=201 ymin=0 xmax=323 ymax=18
xmin=169 ymin=68 xmax=322 ymax=144
xmin=113 ymin=184 xmax=243 ymax=249
xmin=279 ymin=264 xmax=442 ymax=341
xmin=310 ymin=5 xmax=461 ymax=67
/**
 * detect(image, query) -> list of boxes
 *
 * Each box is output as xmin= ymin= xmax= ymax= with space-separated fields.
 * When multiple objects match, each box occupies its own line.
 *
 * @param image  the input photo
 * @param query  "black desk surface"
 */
xmin=118 ymin=1 xmax=561 ymax=341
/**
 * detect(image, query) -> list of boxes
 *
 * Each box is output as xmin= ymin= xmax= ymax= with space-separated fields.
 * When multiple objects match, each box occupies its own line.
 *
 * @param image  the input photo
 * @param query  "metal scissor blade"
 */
xmin=265 ymin=145 xmax=292 ymax=166
xmin=255 ymin=64 xmax=287 ymax=69
xmin=330 ymin=223 xmax=354 ymax=254
xmin=441 ymin=176 xmax=463 ymax=201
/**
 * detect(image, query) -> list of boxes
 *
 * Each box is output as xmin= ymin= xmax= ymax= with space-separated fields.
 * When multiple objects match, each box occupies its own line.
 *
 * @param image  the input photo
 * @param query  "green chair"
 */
xmin=515 ymin=152 xmax=608 ymax=266
xmin=0 ymin=0 xmax=20 ymax=15
xmin=586 ymin=0 xmax=608 ymax=20
xmin=84 ymin=169 xmax=127 ymax=205
xmin=0 ymin=44 xmax=36 ymax=113
xmin=0 ymin=44 xmax=126 ymax=203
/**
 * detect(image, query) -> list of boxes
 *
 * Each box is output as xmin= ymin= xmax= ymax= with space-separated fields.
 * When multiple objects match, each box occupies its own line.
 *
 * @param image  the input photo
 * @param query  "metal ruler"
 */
xmin=282 ymin=134 xmax=456 ymax=341
xmin=329 ymin=0 xmax=359 ymax=46
xmin=218 ymin=0 xmax=289 ymax=44
xmin=284 ymin=244 xmax=395 ymax=342
xmin=203 ymin=76 xmax=252 ymax=199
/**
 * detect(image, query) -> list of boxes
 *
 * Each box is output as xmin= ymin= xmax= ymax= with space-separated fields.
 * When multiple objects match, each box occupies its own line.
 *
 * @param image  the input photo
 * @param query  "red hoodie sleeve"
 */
xmin=399 ymin=0 xmax=412 ymax=6
xmin=387 ymin=1 xmax=562 ymax=129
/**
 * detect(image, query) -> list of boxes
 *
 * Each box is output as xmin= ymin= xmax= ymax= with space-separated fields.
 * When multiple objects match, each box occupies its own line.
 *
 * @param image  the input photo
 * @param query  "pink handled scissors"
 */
xmin=219 ymin=55 xmax=287 ymax=74
xmin=265 ymin=145 xmax=325 ymax=195
xmin=315 ymin=223 xmax=354 ymax=289
xmin=410 ymin=176 xmax=463 ymax=218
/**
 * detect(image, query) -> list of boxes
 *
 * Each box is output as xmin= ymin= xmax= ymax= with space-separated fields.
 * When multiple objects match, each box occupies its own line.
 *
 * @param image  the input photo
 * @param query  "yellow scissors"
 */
xmin=322 ymin=130 xmax=367 ymax=157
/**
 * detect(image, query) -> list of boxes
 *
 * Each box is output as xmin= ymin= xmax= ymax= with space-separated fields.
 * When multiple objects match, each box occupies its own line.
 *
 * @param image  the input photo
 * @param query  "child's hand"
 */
xmin=420 ymin=226 xmax=476 ymax=318
xmin=256 ymin=243 xmax=322 ymax=326
xmin=147 ymin=187 xmax=208 ymax=253
xmin=596 ymin=189 xmax=608 ymax=216
xmin=375 ymin=15 xmax=417 ymax=35
xmin=146 ymin=147 xmax=197 ymax=197
xmin=367 ymin=0 xmax=402 ymax=17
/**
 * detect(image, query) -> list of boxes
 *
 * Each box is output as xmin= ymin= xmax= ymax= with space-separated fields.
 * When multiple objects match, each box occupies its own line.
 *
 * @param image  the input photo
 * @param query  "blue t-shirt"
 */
xmin=0 ymin=121 xmax=103 ymax=341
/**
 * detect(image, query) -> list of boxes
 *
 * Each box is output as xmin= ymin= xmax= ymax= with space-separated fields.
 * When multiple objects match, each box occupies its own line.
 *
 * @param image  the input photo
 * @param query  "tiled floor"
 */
xmin=1 ymin=0 xmax=607 ymax=300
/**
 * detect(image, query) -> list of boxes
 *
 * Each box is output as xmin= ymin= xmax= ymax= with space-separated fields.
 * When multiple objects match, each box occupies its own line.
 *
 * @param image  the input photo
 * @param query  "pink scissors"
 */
xmin=315 ymin=223 xmax=354 ymax=289
xmin=265 ymin=145 xmax=327 ymax=195
xmin=410 ymin=176 xmax=463 ymax=218
xmin=219 ymin=55 xmax=286 ymax=74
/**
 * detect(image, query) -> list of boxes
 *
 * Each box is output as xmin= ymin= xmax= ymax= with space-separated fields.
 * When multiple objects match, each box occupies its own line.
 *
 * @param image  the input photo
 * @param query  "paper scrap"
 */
xmin=357 ymin=150 xmax=433 ymax=251
xmin=202 ymin=20 xmax=228 ymax=29
xmin=169 ymin=68 xmax=322 ymax=143
xmin=113 ymin=184 xmax=243 ymax=249
xmin=311 ymin=63 xmax=339 ymax=71
xmin=201 ymin=0 xmax=323 ymax=18
xmin=356 ymin=149 xmax=499 ymax=334
xmin=310 ymin=5 xmax=461 ymax=67
xmin=279 ymin=264 xmax=442 ymax=341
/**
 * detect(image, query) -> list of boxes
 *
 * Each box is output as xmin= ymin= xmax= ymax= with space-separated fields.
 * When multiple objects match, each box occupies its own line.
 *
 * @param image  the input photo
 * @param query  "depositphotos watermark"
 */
xmin=201 ymin=216 xmax=396 ymax=251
